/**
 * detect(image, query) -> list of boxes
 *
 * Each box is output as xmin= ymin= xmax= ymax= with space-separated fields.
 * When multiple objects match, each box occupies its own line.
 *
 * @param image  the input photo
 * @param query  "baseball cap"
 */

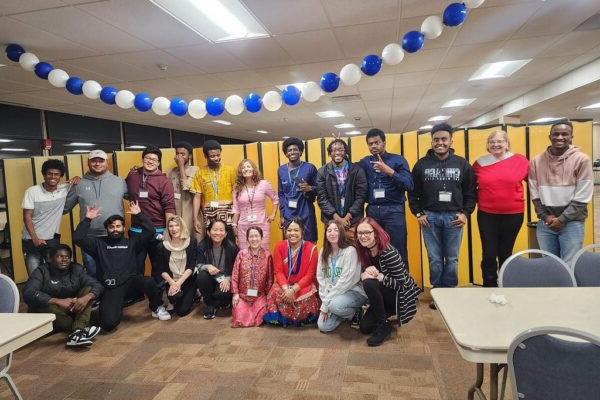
xmin=88 ymin=149 xmax=108 ymax=160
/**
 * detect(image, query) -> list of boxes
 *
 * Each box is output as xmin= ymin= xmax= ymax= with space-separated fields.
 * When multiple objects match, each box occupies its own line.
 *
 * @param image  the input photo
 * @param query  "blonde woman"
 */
xmin=157 ymin=216 xmax=197 ymax=316
xmin=473 ymin=130 xmax=528 ymax=287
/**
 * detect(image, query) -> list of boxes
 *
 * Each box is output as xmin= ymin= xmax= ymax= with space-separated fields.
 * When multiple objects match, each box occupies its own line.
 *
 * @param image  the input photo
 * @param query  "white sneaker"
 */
xmin=152 ymin=306 xmax=172 ymax=321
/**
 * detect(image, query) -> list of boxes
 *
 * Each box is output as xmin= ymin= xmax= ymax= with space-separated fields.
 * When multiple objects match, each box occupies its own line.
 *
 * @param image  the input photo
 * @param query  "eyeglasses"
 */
xmin=488 ymin=140 xmax=506 ymax=145
xmin=143 ymin=156 xmax=159 ymax=163
xmin=356 ymin=230 xmax=374 ymax=236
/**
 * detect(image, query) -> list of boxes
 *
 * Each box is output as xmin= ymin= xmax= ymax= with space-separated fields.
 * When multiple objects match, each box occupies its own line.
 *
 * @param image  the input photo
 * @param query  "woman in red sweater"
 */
xmin=263 ymin=218 xmax=320 ymax=326
xmin=473 ymin=130 xmax=529 ymax=287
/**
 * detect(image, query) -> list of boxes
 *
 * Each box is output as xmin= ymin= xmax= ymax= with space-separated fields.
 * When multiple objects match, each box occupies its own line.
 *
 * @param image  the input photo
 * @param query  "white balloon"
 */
xmin=152 ymin=97 xmax=171 ymax=116
xmin=301 ymin=81 xmax=321 ymax=102
xmin=263 ymin=90 xmax=282 ymax=112
xmin=382 ymin=43 xmax=404 ymax=65
xmin=188 ymin=99 xmax=207 ymax=119
xmin=340 ymin=64 xmax=361 ymax=86
xmin=48 ymin=69 xmax=69 ymax=88
xmin=464 ymin=0 xmax=485 ymax=8
xmin=225 ymin=95 xmax=244 ymax=115
xmin=115 ymin=90 xmax=134 ymax=109
xmin=19 ymin=52 xmax=39 ymax=71
xmin=82 ymin=80 xmax=102 ymax=99
xmin=421 ymin=15 xmax=444 ymax=39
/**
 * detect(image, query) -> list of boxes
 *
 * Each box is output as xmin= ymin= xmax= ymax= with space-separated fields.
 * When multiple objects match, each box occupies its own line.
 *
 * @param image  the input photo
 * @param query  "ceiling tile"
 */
xmin=164 ymin=44 xmax=247 ymax=73
xmin=323 ymin=0 xmax=399 ymax=27
xmin=219 ymin=38 xmax=293 ymax=69
xmin=515 ymin=0 xmax=600 ymax=38
xmin=334 ymin=20 xmax=398 ymax=58
xmin=243 ymin=0 xmax=330 ymax=35
xmin=275 ymin=30 xmax=344 ymax=64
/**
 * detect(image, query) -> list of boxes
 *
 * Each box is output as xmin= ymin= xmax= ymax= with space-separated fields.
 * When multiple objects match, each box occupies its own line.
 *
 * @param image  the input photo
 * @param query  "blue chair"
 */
xmin=498 ymin=249 xmax=576 ymax=287
xmin=572 ymin=244 xmax=600 ymax=287
xmin=0 ymin=274 xmax=22 ymax=400
xmin=508 ymin=327 xmax=600 ymax=400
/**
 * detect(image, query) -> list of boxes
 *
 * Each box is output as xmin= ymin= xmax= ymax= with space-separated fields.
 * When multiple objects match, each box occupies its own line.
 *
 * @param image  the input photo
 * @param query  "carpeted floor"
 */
xmin=1 ymin=294 xmax=504 ymax=400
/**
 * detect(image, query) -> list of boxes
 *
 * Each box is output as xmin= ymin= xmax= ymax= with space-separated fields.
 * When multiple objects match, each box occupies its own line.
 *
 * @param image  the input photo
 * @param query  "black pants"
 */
xmin=100 ymin=275 xmax=162 ymax=331
xmin=128 ymin=230 xmax=162 ymax=300
xmin=477 ymin=210 xmax=523 ymax=287
xmin=196 ymin=270 xmax=232 ymax=308
xmin=360 ymin=278 xmax=397 ymax=334
xmin=22 ymin=235 xmax=60 ymax=275
xmin=167 ymin=279 xmax=196 ymax=317
xmin=367 ymin=205 xmax=409 ymax=268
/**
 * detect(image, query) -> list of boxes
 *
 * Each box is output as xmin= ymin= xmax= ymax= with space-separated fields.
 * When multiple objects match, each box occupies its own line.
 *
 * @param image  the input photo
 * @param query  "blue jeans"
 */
xmin=421 ymin=210 xmax=463 ymax=287
xmin=82 ymin=251 xmax=97 ymax=278
xmin=317 ymin=290 xmax=367 ymax=333
xmin=536 ymin=220 xmax=584 ymax=266
xmin=367 ymin=204 xmax=408 ymax=265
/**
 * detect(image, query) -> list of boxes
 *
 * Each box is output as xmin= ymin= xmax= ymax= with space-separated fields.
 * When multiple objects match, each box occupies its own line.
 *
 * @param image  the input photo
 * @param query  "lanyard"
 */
xmin=287 ymin=240 xmax=303 ymax=278
xmin=330 ymin=250 xmax=340 ymax=284
xmin=141 ymin=173 xmax=149 ymax=190
xmin=287 ymin=162 xmax=303 ymax=198
xmin=210 ymin=169 xmax=219 ymax=200
xmin=248 ymin=248 xmax=261 ymax=288
xmin=245 ymin=184 xmax=256 ymax=212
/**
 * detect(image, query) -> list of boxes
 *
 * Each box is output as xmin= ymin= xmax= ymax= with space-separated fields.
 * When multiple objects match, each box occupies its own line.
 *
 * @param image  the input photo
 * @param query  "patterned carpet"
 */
xmin=1 ymin=293 xmax=501 ymax=400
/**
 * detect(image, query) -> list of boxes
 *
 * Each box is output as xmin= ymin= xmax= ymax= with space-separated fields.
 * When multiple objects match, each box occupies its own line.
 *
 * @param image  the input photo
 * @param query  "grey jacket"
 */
xmin=65 ymin=171 xmax=128 ymax=237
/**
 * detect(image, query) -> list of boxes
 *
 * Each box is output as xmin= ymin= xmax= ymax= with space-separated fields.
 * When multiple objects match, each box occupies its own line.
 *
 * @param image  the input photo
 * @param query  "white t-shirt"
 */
xmin=22 ymin=183 xmax=69 ymax=240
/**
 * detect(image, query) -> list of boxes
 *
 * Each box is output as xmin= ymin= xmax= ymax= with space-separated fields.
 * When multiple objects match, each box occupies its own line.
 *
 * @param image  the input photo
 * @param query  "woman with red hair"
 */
xmin=354 ymin=217 xmax=421 ymax=346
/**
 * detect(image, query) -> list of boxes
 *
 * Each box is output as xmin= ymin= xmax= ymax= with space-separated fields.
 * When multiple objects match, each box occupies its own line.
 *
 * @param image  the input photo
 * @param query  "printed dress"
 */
xmin=232 ymin=180 xmax=278 ymax=250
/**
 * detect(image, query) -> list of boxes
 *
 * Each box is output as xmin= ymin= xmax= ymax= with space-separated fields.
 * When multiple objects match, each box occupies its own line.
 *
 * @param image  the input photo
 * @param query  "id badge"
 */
xmin=288 ymin=199 xmax=298 ymax=209
xmin=246 ymin=288 xmax=258 ymax=297
xmin=340 ymin=197 xmax=345 ymax=209
xmin=439 ymin=191 xmax=452 ymax=202
xmin=373 ymin=188 xmax=385 ymax=199
xmin=210 ymin=201 xmax=219 ymax=208
xmin=247 ymin=214 xmax=257 ymax=222
xmin=174 ymin=193 xmax=181 ymax=200
xmin=139 ymin=191 xmax=149 ymax=198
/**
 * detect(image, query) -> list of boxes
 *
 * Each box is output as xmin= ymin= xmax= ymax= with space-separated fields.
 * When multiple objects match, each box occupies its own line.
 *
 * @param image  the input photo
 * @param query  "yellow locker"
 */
xmin=306 ymin=138 xmax=324 ymax=248
xmin=65 ymin=154 xmax=85 ymax=264
xmin=259 ymin=141 xmax=283 ymax=249
xmin=572 ymin=121 xmax=594 ymax=246
xmin=245 ymin=143 xmax=259 ymax=167
xmin=506 ymin=126 xmax=529 ymax=256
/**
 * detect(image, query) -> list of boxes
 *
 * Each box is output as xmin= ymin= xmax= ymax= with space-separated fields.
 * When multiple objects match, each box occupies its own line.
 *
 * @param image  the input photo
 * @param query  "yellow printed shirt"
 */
xmin=190 ymin=165 xmax=236 ymax=205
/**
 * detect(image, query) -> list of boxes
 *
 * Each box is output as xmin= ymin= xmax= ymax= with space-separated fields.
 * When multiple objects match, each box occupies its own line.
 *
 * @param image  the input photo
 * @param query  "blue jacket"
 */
xmin=359 ymin=152 xmax=413 ymax=206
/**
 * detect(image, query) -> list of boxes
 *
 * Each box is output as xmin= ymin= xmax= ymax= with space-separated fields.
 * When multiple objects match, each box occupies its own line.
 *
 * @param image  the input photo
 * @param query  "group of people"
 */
xmin=20 ymin=120 xmax=592 ymax=348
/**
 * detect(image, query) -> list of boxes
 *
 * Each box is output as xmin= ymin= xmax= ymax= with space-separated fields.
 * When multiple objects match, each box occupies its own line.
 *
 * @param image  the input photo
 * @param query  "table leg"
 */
xmin=489 ymin=364 xmax=507 ymax=400
xmin=468 ymin=363 xmax=485 ymax=400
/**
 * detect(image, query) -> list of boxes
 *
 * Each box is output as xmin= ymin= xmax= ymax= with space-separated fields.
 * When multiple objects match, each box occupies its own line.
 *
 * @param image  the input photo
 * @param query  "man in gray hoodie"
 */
xmin=64 ymin=149 xmax=128 ymax=277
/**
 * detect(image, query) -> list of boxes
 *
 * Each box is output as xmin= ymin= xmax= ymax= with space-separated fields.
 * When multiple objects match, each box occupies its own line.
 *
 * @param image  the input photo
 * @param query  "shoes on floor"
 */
xmin=203 ymin=306 xmax=216 ymax=320
xmin=80 ymin=326 xmax=101 ymax=341
xmin=152 ymin=306 xmax=172 ymax=321
xmin=351 ymin=308 xmax=363 ymax=329
xmin=66 ymin=329 xmax=93 ymax=347
xmin=367 ymin=320 xmax=393 ymax=347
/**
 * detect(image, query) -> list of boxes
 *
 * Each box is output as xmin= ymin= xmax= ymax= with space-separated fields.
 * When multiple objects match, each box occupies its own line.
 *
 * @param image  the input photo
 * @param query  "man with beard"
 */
xmin=73 ymin=201 xmax=170 ymax=332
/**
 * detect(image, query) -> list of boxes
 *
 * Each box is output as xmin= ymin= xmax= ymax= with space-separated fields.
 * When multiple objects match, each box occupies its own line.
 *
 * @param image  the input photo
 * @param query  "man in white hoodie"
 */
xmin=529 ymin=121 xmax=593 ymax=265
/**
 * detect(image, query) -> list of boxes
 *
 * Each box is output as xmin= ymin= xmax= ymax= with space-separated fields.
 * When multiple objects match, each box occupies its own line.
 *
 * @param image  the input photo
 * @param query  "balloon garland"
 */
xmin=3 ymin=1 xmax=482 ymax=119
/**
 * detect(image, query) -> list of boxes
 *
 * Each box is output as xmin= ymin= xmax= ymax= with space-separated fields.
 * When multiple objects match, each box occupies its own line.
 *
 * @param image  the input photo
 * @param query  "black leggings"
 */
xmin=477 ymin=210 xmax=523 ymax=287
xmin=196 ymin=270 xmax=232 ymax=308
xmin=100 ymin=275 xmax=162 ymax=331
xmin=360 ymin=278 xmax=397 ymax=334
xmin=167 ymin=279 xmax=196 ymax=317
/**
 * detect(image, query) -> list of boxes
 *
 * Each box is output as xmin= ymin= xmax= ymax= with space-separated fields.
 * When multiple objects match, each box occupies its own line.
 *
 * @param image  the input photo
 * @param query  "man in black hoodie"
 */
xmin=73 ymin=201 xmax=169 ymax=331
xmin=408 ymin=124 xmax=476 ymax=303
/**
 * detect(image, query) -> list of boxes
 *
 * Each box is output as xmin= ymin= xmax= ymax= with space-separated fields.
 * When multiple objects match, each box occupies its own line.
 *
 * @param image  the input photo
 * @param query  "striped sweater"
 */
xmin=376 ymin=246 xmax=422 ymax=326
xmin=529 ymin=145 xmax=593 ymax=223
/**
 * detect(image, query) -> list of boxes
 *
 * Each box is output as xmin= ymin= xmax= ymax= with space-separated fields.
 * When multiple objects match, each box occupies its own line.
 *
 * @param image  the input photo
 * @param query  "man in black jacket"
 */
xmin=24 ymin=244 xmax=103 ymax=347
xmin=408 ymin=124 xmax=476 ymax=301
xmin=316 ymin=139 xmax=367 ymax=239
xmin=73 ymin=201 xmax=169 ymax=332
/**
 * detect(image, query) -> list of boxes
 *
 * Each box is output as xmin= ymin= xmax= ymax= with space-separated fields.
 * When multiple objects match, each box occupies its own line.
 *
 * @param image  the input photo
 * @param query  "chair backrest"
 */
xmin=572 ymin=244 xmax=600 ymax=287
xmin=498 ymin=249 xmax=576 ymax=287
xmin=0 ymin=273 xmax=19 ymax=313
xmin=508 ymin=326 xmax=600 ymax=400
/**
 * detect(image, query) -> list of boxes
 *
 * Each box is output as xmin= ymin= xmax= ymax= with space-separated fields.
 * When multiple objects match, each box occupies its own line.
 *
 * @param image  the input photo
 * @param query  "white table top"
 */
xmin=431 ymin=287 xmax=600 ymax=363
xmin=0 ymin=313 xmax=55 ymax=357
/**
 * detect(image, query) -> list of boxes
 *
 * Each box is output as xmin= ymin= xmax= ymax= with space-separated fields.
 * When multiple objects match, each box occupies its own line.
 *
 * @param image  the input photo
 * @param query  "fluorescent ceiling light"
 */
xmin=469 ymin=59 xmax=531 ymax=81
xmin=0 ymin=64 xmax=6 ymax=68
xmin=581 ymin=102 xmax=600 ymax=109
xmin=150 ymin=0 xmax=270 ymax=43
xmin=213 ymin=120 xmax=232 ymax=125
xmin=257 ymin=130 xmax=268 ymax=134
xmin=344 ymin=130 xmax=362 ymax=136
xmin=419 ymin=125 xmax=433 ymax=130
xmin=334 ymin=123 xmax=355 ymax=129
xmin=70 ymin=149 xmax=91 ymax=153
xmin=66 ymin=142 xmax=95 ymax=147
xmin=316 ymin=111 xmax=344 ymax=119
xmin=276 ymin=82 xmax=306 ymax=91
xmin=428 ymin=115 xmax=451 ymax=122
xmin=0 ymin=139 xmax=14 ymax=143
xmin=127 ymin=145 xmax=147 ymax=149
xmin=282 ymin=136 xmax=290 ymax=139
xmin=442 ymin=98 xmax=476 ymax=108
xmin=530 ymin=117 xmax=565 ymax=123
xmin=1 ymin=148 xmax=28 ymax=152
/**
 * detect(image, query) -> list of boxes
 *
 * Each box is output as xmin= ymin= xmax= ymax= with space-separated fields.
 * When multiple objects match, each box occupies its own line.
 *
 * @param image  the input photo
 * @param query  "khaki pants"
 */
xmin=36 ymin=287 xmax=92 ymax=332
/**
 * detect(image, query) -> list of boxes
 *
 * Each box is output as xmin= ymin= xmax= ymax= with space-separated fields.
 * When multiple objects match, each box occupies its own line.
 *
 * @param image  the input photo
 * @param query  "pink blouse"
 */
xmin=232 ymin=180 xmax=278 ymax=224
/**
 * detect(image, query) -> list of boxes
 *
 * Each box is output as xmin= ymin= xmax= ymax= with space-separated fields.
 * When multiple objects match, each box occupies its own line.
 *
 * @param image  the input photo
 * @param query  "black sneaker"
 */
xmin=366 ymin=321 xmax=392 ymax=347
xmin=351 ymin=308 xmax=363 ymax=329
xmin=203 ymin=306 xmax=216 ymax=320
xmin=80 ymin=326 xmax=101 ymax=341
xmin=66 ymin=330 xmax=93 ymax=347
xmin=429 ymin=301 xmax=437 ymax=310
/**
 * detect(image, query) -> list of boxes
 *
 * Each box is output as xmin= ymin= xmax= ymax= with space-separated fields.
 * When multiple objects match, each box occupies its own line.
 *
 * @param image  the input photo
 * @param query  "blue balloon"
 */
xmin=443 ymin=2 xmax=467 ymax=27
xmin=5 ymin=44 xmax=25 ymax=62
xmin=361 ymin=55 xmax=382 ymax=77
xmin=34 ymin=62 xmax=54 ymax=79
xmin=206 ymin=97 xmax=224 ymax=116
xmin=282 ymin=85 xmax=301 ymax=106
xmin=170 ymin=97 xmax=188 ymax=116
xmin=244 ymin=93 xmax=262 ymax=113
xmin=134 ymin=92 xmax=152 ymax=112
xmin=320 ymin=72 xmax=340 ymax=93
xmin=402 ymin=30 xmax=425 ymax=53
xmin=66 ymin=76 xmax=84 ymax=95
xmin=100 ymin=86 xmax=117 ymax=104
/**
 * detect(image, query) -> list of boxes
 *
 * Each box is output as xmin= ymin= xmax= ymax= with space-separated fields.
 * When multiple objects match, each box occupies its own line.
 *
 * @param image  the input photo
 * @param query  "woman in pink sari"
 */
xmin=231 ymin=226 xmax=273 ymax=327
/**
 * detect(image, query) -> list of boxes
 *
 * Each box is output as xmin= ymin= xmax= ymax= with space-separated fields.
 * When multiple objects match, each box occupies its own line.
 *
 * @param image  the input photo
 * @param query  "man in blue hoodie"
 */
xmin=65 ymin=149 xmax=128 ymax=278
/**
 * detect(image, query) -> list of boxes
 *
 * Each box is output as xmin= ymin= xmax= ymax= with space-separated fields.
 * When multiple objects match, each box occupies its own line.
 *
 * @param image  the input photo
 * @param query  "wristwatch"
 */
xmin=416 ymin=212 xmax=423 ymax=218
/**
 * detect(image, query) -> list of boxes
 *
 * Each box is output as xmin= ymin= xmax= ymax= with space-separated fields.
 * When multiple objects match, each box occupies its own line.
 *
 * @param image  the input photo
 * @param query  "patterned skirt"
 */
xmin=263 ymin=283 xmax=320 ymax=327
xmin=231 ymin=296 xmax=268 ymax=328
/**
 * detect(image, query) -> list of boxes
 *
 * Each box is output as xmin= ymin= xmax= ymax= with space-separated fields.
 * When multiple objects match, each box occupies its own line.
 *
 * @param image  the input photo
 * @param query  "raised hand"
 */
xmin=128 ymin=201 xmax=141 ymax=215
xmin=86 ymin=205 xmax=102 ymax=220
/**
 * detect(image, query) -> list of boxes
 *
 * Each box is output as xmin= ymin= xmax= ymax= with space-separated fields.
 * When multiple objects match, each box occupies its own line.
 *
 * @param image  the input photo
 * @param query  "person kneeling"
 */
xmin=24 ymin=244 xmax=103 ymax=347
xmin=317 ymin=220 xmax=367 ymax=333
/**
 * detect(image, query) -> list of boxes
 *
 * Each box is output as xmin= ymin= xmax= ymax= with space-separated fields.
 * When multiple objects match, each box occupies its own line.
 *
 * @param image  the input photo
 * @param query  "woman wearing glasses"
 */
xmin=473 ymin=130 xmax=528 ymax=287
xmin=263 ymin=218 xmax=320 ymax=326
xmin=354 ymin=217 xmax=421 ymax=346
